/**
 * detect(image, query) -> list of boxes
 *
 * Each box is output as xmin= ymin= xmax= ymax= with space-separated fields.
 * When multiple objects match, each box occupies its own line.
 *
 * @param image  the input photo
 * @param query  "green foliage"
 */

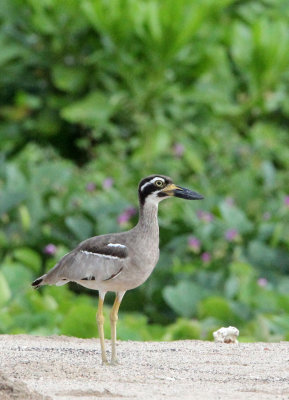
xmin=0 ymin=0 xmax=289 ymax=342
xmin=163 ymin=281 xmax=205 ymax=318
xmin=163 ymin=318 xmax=201 ymax=341
xmin=61 ymin=303 xmax=99 ymax=338
xmin=0 ymin=273 xmax=11 ymax=306
xmin=198 ymin=297 xmax=236 ymax=323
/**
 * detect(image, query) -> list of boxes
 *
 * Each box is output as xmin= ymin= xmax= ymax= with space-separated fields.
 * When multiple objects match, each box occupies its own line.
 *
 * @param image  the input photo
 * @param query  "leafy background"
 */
xmin=0 ymin=0 xmax=289 ymax=342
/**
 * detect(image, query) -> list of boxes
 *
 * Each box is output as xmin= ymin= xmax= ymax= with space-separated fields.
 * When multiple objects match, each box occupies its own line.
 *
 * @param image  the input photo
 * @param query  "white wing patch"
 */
xmin=107 ymin=243 xmax=127 ymax=249
xmin=140 ymin=176 xmax=165 ymax=192
xmin=80 ymin=250 xmax=120 ymax=260
xmin=56 ymin=279 xmax=69 ymax=286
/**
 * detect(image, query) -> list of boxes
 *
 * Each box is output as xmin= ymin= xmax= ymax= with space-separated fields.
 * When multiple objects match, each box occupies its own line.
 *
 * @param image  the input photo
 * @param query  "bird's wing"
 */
xmin=77 ymin=237 xmax=128 ymax=260
xmin=43 ymin=237 xmax=129 ymax=285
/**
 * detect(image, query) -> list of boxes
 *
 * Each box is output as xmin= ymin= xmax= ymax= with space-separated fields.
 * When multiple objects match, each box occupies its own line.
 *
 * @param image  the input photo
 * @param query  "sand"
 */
xmin=0 ymin=335 xmax=288 ymax=400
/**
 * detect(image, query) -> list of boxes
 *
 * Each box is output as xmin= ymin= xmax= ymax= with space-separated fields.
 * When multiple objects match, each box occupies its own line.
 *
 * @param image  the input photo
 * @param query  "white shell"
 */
xmin=213 ymin=326 xmax=239 ymax=344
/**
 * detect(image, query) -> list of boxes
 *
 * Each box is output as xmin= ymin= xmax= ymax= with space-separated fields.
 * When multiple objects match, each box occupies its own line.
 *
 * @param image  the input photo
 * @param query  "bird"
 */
xmin=32 ymin=175 xmax=204 ymax=365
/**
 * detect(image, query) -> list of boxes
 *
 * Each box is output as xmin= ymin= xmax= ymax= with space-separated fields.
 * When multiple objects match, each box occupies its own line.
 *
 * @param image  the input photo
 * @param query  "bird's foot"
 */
xmin=110 ymin=358 xmax=120 ymax=366
xmin=101 ymin=359 xmax=110 ymax=366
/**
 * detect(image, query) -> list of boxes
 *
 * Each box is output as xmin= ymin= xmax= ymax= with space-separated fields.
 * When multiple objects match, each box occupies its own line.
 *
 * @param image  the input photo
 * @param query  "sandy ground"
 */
xmin=0 ymin=335 xmax=289 ymax=400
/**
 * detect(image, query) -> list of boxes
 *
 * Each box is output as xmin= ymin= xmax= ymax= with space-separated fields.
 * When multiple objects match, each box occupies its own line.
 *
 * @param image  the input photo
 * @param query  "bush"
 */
xmin=0 ymin=0 xmax=289 ymax=341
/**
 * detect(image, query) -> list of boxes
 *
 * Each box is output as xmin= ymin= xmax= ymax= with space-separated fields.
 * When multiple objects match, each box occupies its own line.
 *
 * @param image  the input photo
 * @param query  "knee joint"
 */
xmin=96 ymin=314 xmax=105 ymax=325
xmin=110 ymin=312 xmax=118 ymax=323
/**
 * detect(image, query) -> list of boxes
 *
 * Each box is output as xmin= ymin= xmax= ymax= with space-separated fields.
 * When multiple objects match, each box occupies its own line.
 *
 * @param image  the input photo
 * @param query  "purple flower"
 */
xmin=197 ymin=210 xmax=214 ymax=223
xmin=117 ymin=213 xmax=130 ymax=225
xmin=173 ymin=143 xmax=185 ymax=158
xmin=257 ymin=278 xmax=268 ymax=287
xmin=117 ymin=207 xmax=137 ymax=225
xmin=188 ymin=236 xmax=201 ymax=252
xmin=225 ymin=229 xmax=238 ymax=242
xmin=102 ymin=177 xmax=114 ymax=190
xmin=125 ymin=207 xmax=137 ymax=218
xmin=86 ymin=182 xmax=96 ymax=192
xmin=284 ymin=196 xmax=289 ymax=207
xmin=201 ymin=252 xmax=211 ymax=263
xmin=43 ymin=244 xmax=57 ymax=256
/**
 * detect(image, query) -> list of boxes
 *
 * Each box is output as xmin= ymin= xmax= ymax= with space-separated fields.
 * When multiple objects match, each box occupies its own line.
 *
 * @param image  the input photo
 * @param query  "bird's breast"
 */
xmin=129 ymin=246 xmax=159 ymax=282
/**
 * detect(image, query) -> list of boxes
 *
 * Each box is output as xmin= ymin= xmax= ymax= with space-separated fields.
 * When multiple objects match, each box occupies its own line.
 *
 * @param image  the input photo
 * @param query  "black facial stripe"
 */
xmin=157 ymin=191 xmax=168 ymax=197
xmin=139 ymin=184 xmax=158 ymax=205
xmin=139 ymin=177 xmax=154 ymax=188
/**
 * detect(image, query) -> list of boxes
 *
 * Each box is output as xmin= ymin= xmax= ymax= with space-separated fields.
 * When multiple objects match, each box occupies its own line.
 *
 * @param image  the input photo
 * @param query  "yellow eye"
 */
xmin=155 ymin=180 xmax=164 ymax=187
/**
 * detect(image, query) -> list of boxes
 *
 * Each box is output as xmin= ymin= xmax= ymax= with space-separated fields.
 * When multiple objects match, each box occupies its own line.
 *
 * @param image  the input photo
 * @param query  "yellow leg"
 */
xmin=110 ymin=292 xmax=125 ymax=365
xmin=96 ymin=296 xmax=108 ymax=365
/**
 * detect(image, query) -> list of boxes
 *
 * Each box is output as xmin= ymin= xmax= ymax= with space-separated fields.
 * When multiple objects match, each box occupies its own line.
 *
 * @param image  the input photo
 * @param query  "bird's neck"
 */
xmin=137 ymin=199 xmax=160 ymax=240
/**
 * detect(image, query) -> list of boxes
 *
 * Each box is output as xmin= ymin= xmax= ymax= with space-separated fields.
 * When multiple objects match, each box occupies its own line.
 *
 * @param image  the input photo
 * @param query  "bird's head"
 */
xmin=138 ymin=175 xmax=204 ymax=205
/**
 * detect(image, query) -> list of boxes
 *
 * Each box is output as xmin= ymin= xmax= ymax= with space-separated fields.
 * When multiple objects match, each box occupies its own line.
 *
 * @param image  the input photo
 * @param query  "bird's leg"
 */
xmin=110 ymin=291 xmax=125 ymax=365
xmin=96 ymin=291 xmax=108 ymax=365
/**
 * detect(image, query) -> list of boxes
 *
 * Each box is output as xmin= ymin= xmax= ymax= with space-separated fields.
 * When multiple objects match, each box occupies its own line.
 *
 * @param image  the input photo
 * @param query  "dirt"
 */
xmin=0 ymin=335 xmax=289 ymax=400
xmin=0 ymin=371 xmax=50 ymax=400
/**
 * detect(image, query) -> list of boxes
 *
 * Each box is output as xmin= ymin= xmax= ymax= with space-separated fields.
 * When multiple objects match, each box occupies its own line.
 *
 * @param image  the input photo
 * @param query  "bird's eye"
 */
xmin=155 ymin=180 xmax=164 ymax=187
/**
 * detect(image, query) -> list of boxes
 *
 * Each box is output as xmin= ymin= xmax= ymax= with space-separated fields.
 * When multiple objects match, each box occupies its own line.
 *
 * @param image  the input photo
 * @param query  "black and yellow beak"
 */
xmin=161 ymin=184 xmax=204 ymax=200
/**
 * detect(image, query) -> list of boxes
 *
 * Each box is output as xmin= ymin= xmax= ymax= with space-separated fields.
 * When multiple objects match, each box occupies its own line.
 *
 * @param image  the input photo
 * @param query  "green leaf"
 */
xmin=225 ymin=262 xmax=256 ymax=305
xmin=261 ymin=161 xmax=276 ymax=189
xmin=0 ymin=190 xmax=26 ymax=215
xmin=198 ymin=296 xmax=235 ymax=322
xmin=253 ymin=290 xmax=280 ymax=313
xmin=219 ymin=202 xmax=253 ymax=234
xmin=1 ymin=263 xmax=33 ymax=296
xmin=164 ymin=318 xmax=201 ymax=340
xmin=61 ymin=92 xmax=119 ymax=127
xmin=0 ymin=272 xmax=11 ymax=305
xmin=163 ymin=281 xmax=205 ymax=318
xmin=18 ymin=205 xmax=31 ymax=231
xmin=117 ymin=313 xmax=158 ymax=341
xmin=247 ymin=240 xmax=286 ymax=270
xmin=268 ymin=315 xmax=289 ymax=337
xmin=0 ymin=38 xmax=27 ymax=66
xmin=13 ymin=247 xmax=42 ymax=273
xmin=65 ymin=215 xmax=93 ymax=241
xmin=52 ymin=65 xmax=87 ymax=93
xmin=60 ymin=303 xmax=98 ymax=338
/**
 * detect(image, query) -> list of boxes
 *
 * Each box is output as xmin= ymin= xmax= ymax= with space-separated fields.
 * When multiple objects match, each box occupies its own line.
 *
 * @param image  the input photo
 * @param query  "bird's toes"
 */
xmin=110 ymin=358 xmax=120 ymax=366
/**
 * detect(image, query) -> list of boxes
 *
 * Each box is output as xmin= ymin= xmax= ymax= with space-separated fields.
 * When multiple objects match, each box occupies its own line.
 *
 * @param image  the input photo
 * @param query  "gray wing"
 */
xmin=77 ymin=237 xmax=128 ymax=259
xmin=33 ymin=236 xmax=129 ymax=287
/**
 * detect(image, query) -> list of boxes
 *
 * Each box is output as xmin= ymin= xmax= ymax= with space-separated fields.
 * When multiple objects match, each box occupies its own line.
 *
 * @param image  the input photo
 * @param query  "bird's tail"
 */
xmin=31 ymin=274 xmax=46 ymax=289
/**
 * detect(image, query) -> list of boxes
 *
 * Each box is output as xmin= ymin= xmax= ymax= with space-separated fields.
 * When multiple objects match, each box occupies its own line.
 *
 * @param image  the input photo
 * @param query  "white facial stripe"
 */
xmin=140 ymin=177 xmax=165 ymax=192
xmin=107 ymin=243 xmax=127 ymax=249
xmin=80 ymin=250 xmax=120 ymax=260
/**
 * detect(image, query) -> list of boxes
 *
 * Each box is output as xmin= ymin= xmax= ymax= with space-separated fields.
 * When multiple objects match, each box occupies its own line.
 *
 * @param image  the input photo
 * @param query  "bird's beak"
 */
xmin=161 ymin=184 xmax=204 ymax=200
